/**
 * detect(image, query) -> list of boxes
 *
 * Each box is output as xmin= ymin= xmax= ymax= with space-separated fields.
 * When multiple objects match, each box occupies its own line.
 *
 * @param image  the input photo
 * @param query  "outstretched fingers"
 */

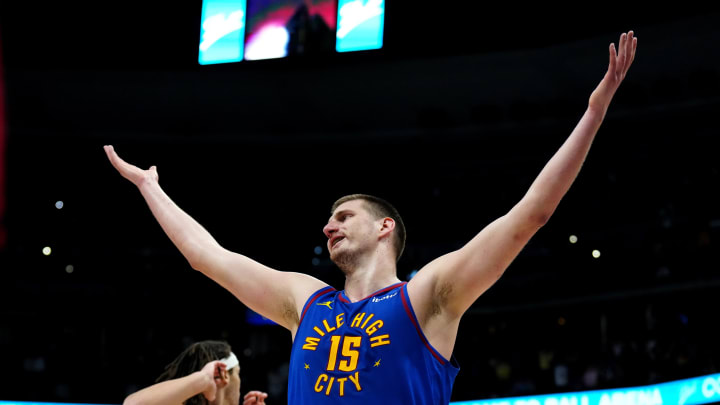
xmin=608 ymin=43 xmax=617 ymax=80
xmin=244 ymin=391 xmax=269 ymax=405
xmin=104 ymin=145 xmax=133 ymax=176
xmin=103 ymin=145 xmax=158 ymax=185
xmin=590 ymin=30 xmax=638 ymax=111
xmin=616 ymin=32 xmax=627 ymax=78
xmin=104 ymin=145 xmax=121 ymax=168
xmin=609 ymin=31 xmax=637 ymax=83
xmin=104 ymin=145 xmax=136 ymax=172
xmin=627 ymin=33 xmax=638 ymax=73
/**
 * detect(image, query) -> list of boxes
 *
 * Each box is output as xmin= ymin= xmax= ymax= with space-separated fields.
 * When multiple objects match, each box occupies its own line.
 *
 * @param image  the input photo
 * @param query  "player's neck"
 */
xmin=342 ymin=257 xmax=400 ymax=302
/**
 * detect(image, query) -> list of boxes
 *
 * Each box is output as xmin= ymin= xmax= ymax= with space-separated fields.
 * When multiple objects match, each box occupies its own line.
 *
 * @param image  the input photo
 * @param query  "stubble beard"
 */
xmin=330 ymin=248 xmax=359 ymax=275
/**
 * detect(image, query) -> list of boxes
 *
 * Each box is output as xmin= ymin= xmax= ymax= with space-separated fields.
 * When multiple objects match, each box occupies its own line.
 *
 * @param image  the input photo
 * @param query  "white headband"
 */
xmin=220 ymin=352 xmax=239 ymax=370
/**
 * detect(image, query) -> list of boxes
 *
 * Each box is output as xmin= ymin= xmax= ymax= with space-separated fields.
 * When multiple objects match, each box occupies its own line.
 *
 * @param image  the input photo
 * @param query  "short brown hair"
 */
xmin=331 ymin=194 xmax=406 ymax=262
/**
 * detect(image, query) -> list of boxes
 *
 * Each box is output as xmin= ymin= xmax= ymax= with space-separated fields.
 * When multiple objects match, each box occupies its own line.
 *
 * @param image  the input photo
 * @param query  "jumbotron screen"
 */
xmin=199 ymin=0 xmax=384 ymax=64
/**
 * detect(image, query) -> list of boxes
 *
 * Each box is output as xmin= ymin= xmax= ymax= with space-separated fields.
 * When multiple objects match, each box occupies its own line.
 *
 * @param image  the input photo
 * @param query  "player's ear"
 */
xmin=379 ymin=217 xmax=395 ymax=236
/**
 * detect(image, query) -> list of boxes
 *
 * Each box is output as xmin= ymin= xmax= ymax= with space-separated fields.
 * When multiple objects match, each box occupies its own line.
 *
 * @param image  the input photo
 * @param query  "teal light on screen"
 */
xmin=1 ymin=373 xmax=719 ymax=405
xmin=450 ymin=373 xmax=720 ymax=405
xmin=199 ymin=0 xmax=247 ymax=65
xmin=336 ymin=0 xmax=384 ymax=52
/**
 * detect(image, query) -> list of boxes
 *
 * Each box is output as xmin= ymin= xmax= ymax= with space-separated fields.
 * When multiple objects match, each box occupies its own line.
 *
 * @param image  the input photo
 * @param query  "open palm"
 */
xmin=589 ymin=31 xmax=637 ymax=113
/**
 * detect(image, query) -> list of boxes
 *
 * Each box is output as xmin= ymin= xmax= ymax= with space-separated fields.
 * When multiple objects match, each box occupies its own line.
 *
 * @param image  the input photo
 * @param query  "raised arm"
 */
xmin=408 ymin=31 xmax=637 ymax=356
xmin=104 ymin=146 xmax=327 ymax=333
xmin=123 ymin=360 xmax=225 ymax=405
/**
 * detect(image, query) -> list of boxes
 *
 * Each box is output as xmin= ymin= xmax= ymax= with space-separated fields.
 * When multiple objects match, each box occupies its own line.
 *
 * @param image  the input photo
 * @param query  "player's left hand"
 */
xmin=589 ymin=30 xmax=637 ymax=113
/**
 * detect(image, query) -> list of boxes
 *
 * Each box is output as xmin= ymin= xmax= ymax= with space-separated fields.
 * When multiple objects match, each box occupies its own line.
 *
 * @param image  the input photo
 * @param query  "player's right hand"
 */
xmin=104 ymin=145 xmax=158 ymax=187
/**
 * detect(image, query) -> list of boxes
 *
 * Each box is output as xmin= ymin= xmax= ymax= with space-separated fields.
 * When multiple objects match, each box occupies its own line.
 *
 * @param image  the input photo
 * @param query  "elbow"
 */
xmin=186 ymin=254 xmax=201 ymax=271
xmin=512 ymin=211 xmax=550 ymax=241
xmin=532 ymin=211 xmax=552 ymax=227
xmin=515 ymin=205 xmax=552 ymax=229
xmin=182 ymin=240 xmax=223 ymax=274
xmin=528 ymin=198 xmax=556 ymax=228
xmin=186 ymin=246 xmax=221 ymax=275
xmin=516 ymin=194 xmax=555 ymax=229
xmin=183 ymin=242 xmax=208 ymax=272
xmin=187 ymin=255 xmax=208 ymax=273
xmin=123 ymin=395 xmax=142 ymax=405
xmin=509 ymin=213 xmax=548 ymax=245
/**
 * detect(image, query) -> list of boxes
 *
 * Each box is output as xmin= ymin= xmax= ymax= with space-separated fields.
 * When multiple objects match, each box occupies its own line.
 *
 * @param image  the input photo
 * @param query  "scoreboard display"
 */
xmin=199 ymin=0 xmax=385 ymax=64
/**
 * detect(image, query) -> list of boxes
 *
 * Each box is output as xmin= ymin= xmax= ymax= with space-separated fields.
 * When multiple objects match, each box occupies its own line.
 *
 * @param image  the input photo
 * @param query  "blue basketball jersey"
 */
xmin=288 ymin=282 xmax=459 ymax=404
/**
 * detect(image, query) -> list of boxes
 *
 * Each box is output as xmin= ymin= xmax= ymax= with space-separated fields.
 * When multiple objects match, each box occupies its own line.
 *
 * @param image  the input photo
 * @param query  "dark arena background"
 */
xmin=1 ymin=2 xmax=720 ymax=404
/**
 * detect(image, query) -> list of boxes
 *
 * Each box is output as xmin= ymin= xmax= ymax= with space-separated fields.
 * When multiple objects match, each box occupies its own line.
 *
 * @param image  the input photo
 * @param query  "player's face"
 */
xmin=323 ymin=199 xmax=379 ymax=266
xmin=225 ymin=366 xmax=241 ymax=405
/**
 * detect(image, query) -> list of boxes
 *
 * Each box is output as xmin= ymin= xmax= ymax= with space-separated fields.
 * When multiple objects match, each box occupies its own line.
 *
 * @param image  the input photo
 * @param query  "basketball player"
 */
xmin=123 ymin=340 xmax=268 ymax=405
xmin=106 ymin=31 xmax=637 ymax=404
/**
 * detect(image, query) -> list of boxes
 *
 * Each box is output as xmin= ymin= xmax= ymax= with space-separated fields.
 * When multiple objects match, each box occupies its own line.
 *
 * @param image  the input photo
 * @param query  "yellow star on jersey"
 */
xmin=304 ymin=363 xmax=310 ymax=370
xmin=374 ymin=359 xmax=381 ymax=367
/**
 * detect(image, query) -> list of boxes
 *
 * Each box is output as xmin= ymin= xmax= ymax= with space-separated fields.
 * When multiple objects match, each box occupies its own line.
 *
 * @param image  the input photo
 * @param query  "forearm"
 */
xmin=124 ymin=372 xmax=211 ymax=405
xmin=416 ymin=31 xmax=636 ymax=321
xmin=520 ymin=31 xmax=636 ymax=222
xmin=431 ymin=107 xmax=606 ymax=315
xmin=521 ymin=107 xmax=605 ymax=222
xmin=137 ymin=179 xmax=222 ymax=271
xmin=124 ymin=169 xmax=325 ymax=331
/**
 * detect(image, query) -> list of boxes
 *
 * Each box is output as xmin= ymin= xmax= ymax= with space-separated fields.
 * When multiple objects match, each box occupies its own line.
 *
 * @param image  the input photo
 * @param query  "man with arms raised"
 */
xmin=105 ymin=31 xmax=637 ymax=404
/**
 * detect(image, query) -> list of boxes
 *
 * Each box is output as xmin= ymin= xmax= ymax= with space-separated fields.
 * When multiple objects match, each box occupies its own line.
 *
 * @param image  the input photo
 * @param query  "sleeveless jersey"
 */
xmin=288 ymin=282 xmax=459 ymax=404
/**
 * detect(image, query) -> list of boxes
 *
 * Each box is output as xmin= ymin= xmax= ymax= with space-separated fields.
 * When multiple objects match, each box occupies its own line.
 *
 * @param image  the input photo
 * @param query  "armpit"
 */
xmin=281 ymin=298 xmax=300 ymax=326
xmin=430 ymin=280 xmax=453 ymax=318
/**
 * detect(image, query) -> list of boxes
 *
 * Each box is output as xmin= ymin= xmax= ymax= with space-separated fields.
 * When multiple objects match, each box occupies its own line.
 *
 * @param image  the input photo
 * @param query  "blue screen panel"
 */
xmin=335 ymin=0 xmax=384 ymax=52
xmin=199 ymin=0 xmax=247 ymax=65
